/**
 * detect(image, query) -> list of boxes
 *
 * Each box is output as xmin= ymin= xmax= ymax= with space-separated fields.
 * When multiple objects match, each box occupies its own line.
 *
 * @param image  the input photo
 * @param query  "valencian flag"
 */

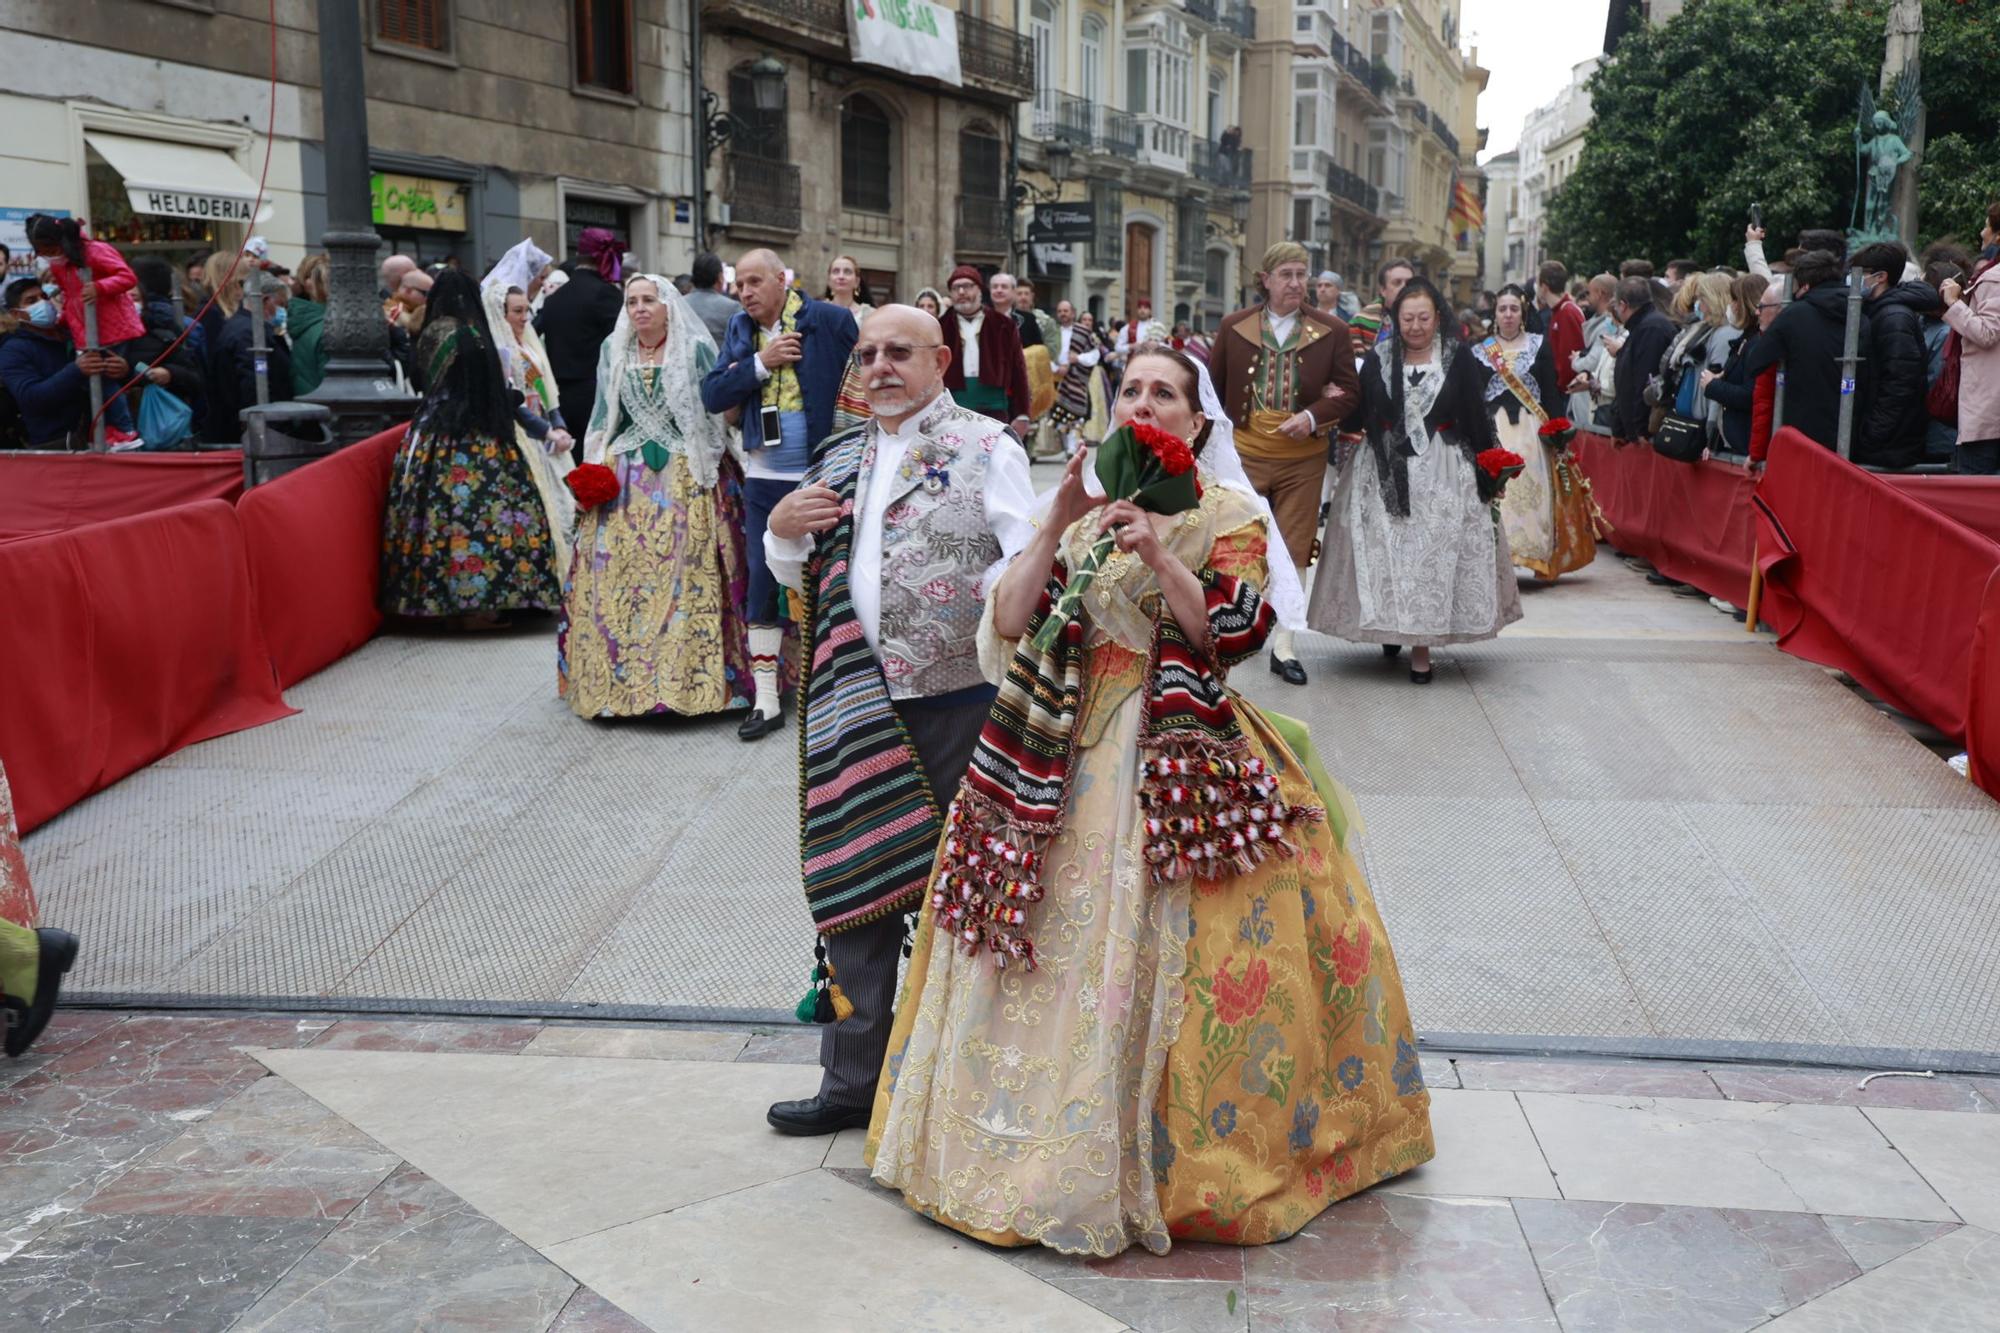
xmin=1447 ymin=173 xmax=1484 ymax=248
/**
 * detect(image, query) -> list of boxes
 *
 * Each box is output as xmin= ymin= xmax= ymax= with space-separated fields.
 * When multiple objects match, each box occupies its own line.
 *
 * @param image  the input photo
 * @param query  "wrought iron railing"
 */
xmin=712 ymin=0 xmax=844 ymax=43
xmin=1219 ymin=0 xmax=1255 ymax=39
xmin=1427 ymin=106 xmax=1460 ymax=158
xmin=1033 ymin=93 xmax=1098 ymax=149
xmin=727 ymin=154 xmax=801 ymax=234
xmin=1184 ymin=0 xmax=1219 ymax=25
xmin=959 ymin=13 xmax=1035 ymax=99
xmin=1191 ymin=138 xmax=1252 ymax=190
xmin=1328 ymin=162 xmax=1380 ymax=216
xmin=956 ymin=195 xmax=1012 ymax=256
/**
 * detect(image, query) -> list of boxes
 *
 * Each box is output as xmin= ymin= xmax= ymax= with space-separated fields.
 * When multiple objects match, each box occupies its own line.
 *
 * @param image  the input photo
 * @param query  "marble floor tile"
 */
xmin=823 ymin=1127 xmax=869 ymax=1170
xmin=1046 ymin=1275 xmax=1248 ymax=1333
xmin=230 ymin=1164 xmax=580 ymax=1332
xmin=735 ymin=1027 xmax=822 ymax=1064
xmin=0 ymin=1210 xmax=333 ymax=1330
xmin=1513 ymin=1200 xmax=1858 ymax=1332
xmin=1760 ymin=1225 xmax=2000 ymax=1330
xmin=1378 ymin=1090 xmax=1561 ymax=1201
xmin=548 ymin=1286 xmax=653 ymax=1332
xmin=526 ymin=1024 xmax=751 ymax=1062
xmin=307 ymin=1018 xmax=545 ymax=1054
xmin=545 ymin=1168 xmax=1124 ymax=1332
xmin=1863 ymin=1106 xmax=2000 ymax=1231
xmin=1244 ymin=1193 xmax=1558 ymax=1330
xmin=37 ymin=1014 xmax=330 ymax=1090
xmin=1519 ymin=1094 xmax=1957 ymax=1221
xmin=82 ymin=1075 xmax=400 ymax=1220
xmin=1419 ymin=1054 xmax=1461 ymax=1090
xmin=1455 ymin=1057 xmax=1721 ymax=1099
xmin=259 ymin=1048 xmax=836 ymax=1247
xmin=0 ymin=1011 xmax=127 ymax=1090
xmin=1820 ymin=1215 xmax=1961 ymax=1271
xmin=1709 ymin=1066 xmax=1995 ymax=1113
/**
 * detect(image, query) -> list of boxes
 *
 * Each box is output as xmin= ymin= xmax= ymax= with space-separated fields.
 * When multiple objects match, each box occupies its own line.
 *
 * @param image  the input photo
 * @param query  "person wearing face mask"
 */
xmin=1206 ymin=241 xmax=1360 ymax=685
xmin=937 ymin=264 xmax=1033 ymax=437
xmin=868 ymin=343 xmax=1433 ymax=1255
xmin=1846 ymin=240 xmax=1933 ymax=471
xmin=560 ymin=273 xmax=755 ymax=719
xmin=760 ymin=303 xmax=1037 ymax=1138
xmin=0 ymin=277 xmax=138 ymax=448
xmin=1474 ymin=284 xmax=1596 ymax=580
xmin=1310 ymin=277 xmax=1523 ymax=683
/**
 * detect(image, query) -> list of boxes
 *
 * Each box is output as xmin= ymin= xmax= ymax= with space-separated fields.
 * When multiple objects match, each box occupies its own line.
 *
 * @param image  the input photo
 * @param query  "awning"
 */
xmin=84 ymin=132 xmax=272 ymax=224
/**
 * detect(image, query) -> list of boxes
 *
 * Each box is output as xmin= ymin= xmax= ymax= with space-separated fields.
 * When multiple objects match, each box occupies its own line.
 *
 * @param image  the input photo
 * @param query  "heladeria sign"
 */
xmin=126 ymin=188 xmax=264 ymax=222
xmin=849 ymin=0 xmax=962 ymax=87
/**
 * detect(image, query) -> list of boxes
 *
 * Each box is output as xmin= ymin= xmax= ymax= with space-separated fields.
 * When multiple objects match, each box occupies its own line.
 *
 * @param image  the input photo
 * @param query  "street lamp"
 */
xmin=702 ymin=54 xmax=788 ymax=164
xmin=1230 ymin=190 xmax=1250 ymax=228
xmin=1045 ymin=140 xmax=1074 ymax=191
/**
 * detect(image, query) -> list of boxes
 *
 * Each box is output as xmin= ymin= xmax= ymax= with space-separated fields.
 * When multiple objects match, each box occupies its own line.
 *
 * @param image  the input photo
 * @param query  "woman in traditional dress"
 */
xmin=1474 ymin=284 xmax=1595 ymax=580
xmin=380 ymin=269 xmax=562 ymax=625
xmin=825 ymin=254 xmax=872 ymax=326
xmin=1309 ymin=277 xmax=1522 ymax=683
xmin=557 ymin=274 xmax=755 ymax=719
xmin=868 ymin=345 xmax=1435 ymax=1258
xmin=913 ymin=287 xmax=943 ymax=321
xmin=482 ymin=241 xmax=578 ymax=579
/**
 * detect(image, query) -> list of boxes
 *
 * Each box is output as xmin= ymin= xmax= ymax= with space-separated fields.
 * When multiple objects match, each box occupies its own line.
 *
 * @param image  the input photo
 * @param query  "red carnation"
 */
xmin=566 ymin=463 xmax=621 ymax=510
xmin=1538 ymin=417 xmax=1574 ymax=439
xmin=1132 ymin=420 xmax=1195 ymax=476
xmin=1476 ymin=448 xmax=1525 ymax=478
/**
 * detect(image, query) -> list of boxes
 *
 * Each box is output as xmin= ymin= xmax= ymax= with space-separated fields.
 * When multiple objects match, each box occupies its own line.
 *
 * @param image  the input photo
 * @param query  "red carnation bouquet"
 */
xmin=1030 ymin=420 xmax=1200 ymax=651
xmin=565 ymin=462 xmax=621 ymax=511
xmin=1475 ymin=447 xmax=1526 ymax=504
xmin=1537 ymin=416 xmax=1579 ymax=450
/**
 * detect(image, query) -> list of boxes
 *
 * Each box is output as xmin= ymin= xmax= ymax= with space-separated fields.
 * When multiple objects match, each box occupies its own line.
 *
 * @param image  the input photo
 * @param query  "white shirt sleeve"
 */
xmin=976 ymin=432 xmax=1042 ymax=596
xmin=764 ymin=525 xmax=812 ymax=592
xmin=752 ymin=355 xmax=771 ymax=383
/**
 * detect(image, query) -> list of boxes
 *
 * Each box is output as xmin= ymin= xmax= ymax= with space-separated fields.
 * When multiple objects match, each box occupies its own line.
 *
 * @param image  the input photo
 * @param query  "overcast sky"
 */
xmin=1463 ymin=0 xmax=1612 ymax=161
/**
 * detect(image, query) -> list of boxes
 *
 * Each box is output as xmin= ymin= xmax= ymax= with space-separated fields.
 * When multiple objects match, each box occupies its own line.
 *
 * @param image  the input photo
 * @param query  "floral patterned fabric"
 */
xmin=0 ymin=761 xmax=37 ymax=929
xmin=380 ymin=427 xmax=563 ymax=618
xmin=868 ymin=491 xmax=1434 ymax=1256
xmin=557 ymin=379 xmax=754 ymax=718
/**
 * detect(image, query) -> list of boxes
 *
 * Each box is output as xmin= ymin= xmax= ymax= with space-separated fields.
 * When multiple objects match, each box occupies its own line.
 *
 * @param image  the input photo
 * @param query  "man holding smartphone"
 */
xmin=702 ymin=248 xmax=861 ymax=740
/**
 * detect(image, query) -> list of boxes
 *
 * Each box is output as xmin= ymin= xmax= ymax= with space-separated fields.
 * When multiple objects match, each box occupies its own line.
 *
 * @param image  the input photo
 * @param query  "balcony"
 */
xmin=1327 ymin=162 xmax=1380 ymax=217
xmin=1034 ymin=93 xmax=1098 ymax=149
xmin=1191 ymin=138 xmax=1252 ymax=190
xmin=956 ymin=195 xmax=1012 ymax=257
xmin=1099 ymin=108 xmax=1140 ymax=158
xmin=958 ymin=13 xmax=1036 ymax=103
xmin=1219 ymin=1 xmax=1256 ymax=39
xmin=709 ymin=0 xmax=844 ymax=46
xmin=1133 ymin=116 xmax=1190 ymax=173
xmin=1184 ymin=0 xmax=1218 ymax=25
xmin=1329 ymin=30 xmax=1393 ymax=102
xmin=1427 ymin=106 xmax=1460 ymax=158
xmin=726 ymin=155 xmax=801 ymax=235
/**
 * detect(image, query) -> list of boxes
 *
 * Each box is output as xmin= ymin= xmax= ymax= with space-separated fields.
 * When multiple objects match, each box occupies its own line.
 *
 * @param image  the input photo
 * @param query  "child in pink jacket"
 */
xmin=27 ymin=214 xmax=146 ymax=352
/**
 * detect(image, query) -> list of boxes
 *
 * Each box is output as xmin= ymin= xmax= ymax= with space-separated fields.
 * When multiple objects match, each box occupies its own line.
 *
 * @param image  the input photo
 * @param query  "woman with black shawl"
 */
xmin=1308 ymin=277 xmax=1523 ymax=683
xmin=381 ymin=268 xmax=564 ymax=624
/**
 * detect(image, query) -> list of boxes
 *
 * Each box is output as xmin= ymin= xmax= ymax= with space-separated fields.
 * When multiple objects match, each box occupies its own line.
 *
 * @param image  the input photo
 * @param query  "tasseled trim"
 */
xmin=929 ymin=790 xmax=1051 ymax=972
xmin=1138 ymin=745 xmax=1320 ymax=887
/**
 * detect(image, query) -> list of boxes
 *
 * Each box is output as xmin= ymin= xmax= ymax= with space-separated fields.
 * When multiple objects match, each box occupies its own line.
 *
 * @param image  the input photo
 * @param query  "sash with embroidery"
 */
xmin=1480 ymin=340 xmax=1550 ymax=425
xmin=796 ymin=438 xmax=943 ymax=934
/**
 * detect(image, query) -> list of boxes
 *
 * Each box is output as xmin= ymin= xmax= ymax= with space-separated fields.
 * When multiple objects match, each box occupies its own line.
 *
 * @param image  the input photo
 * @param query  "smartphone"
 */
xmin=759 ymin=403 xmax=782 ymax=443
xmin=1749 ymin=202 xmax=1763 ymax=230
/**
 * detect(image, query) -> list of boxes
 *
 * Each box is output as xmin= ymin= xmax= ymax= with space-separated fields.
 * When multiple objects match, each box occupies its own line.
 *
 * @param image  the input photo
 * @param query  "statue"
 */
xmin=1852 ymin=69 xmax=1920 ymax=244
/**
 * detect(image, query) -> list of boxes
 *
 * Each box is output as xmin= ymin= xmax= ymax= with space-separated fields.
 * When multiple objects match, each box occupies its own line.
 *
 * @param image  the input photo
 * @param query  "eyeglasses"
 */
xmin=850 ymin=342 xmax=941 ymax=369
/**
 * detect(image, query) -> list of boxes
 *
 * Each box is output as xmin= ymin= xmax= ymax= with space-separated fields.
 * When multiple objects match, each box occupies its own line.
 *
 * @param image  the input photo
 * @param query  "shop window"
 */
xmin=575 ymin=0 xmax=633 ymax=95
xmin=841 ymin=95 xmax=894 ymax=215
xmin=377 ymin=0 xmax=450 ymax=53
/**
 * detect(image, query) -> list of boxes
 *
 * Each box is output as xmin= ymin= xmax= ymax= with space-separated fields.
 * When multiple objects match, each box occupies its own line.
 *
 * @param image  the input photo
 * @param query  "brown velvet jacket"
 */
xmin=1207 ymin=304 xmax=1361 ymax=431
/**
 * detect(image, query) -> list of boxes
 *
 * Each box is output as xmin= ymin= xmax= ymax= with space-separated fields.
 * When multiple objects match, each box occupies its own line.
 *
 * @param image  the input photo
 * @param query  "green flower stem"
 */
xmin=1030 ymin=529 xmax=1119 ymax=653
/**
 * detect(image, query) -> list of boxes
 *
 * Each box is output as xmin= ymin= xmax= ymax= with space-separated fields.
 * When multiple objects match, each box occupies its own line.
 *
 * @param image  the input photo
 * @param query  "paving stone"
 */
xmin=230 ymin=1165 xmax=579 ymax=1332
xmin=547 ymin=1286 xmax=653 ymax=1332
xmin=1709 ymin=1066 xmax=1995 ymax=1113
xmin=1419 ymin=1053 xmax=1461 ymax=1089
xmin=0 ymin=1011 xmax=127 ymax=1090
xmin=736 ymin=1026 xmax=822 ymax=1064
xmin=1455 ymin=1056 xmax=1722 ymax=1098
xmin=525 ymin=1023 xmax=750 ymax=1062
xmin=1761 ymin=1225 xmax=2000 ymax=1329
xmin=1863 ymin=1106 xmax=2000 ymax=1231
xmin=0 ymin=1211 xmax=333 ymax=1330
xmin=307 ymin=1018 xmax=545 ymax=1054
xmin=1820 ymin=1215 xmax=1962 ymax=1271
xmin=1244 ymin=1192 xmax=1558 ymax=1330
xmin=1379 ymin=1089 xmax=1560 ymax=1201
xmin=1046 ymin=1275 xmax=1248 ymax=1333
xmin=1513 ymin=1200 xmax=1859 ymax=1331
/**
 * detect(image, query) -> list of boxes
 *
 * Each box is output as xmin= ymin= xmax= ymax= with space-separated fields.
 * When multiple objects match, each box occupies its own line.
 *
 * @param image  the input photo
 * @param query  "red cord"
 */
xmin=90 ymin=0 xmax=280 ymax=434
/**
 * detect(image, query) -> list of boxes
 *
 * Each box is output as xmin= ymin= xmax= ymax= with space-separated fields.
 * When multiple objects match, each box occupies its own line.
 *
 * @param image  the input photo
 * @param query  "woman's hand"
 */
xmin=546 ymin=428 xmax=574 ymax=455
xmin=1048 ymin=448 xmax=1103 ymax=534
xmin=1941 ymin=278 xmax=1963 ymax=307
xmin=1699 ymin=369 xmax=1719 ymax=391
xmin=1098 ymin=499 xmax=1168 ymax=571
xmin=80 ymin=282 xmax=98 ymax=305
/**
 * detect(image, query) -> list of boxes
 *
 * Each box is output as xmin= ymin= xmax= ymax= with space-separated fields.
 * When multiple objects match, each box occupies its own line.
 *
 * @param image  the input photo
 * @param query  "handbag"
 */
xmin=1652 ymin=411 xmax=1707 ymax=462
xmin=1928 ymin=329 xmax=1961 ymax=427
xmin=134 ymin=367 xmax=195 ymax=450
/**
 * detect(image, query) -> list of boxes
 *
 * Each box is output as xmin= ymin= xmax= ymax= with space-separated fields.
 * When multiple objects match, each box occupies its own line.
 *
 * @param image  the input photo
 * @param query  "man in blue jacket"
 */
xmin=700 ymin=248 xmax=860 ymax=741
xmin=1 ymin=278 xmax=136 ymax=448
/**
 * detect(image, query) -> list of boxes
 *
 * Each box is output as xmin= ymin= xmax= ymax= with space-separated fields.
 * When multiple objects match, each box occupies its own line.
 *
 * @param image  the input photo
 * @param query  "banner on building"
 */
xmin=848 ymin=0 xmax=962 ymax=88
xmin=1027 ymin=202 xmax=1095 ymax=244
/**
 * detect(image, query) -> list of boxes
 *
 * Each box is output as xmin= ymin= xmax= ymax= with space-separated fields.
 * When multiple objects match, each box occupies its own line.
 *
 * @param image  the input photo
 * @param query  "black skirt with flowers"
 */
xmin=380 ymin=423 xmax=562 ymax=618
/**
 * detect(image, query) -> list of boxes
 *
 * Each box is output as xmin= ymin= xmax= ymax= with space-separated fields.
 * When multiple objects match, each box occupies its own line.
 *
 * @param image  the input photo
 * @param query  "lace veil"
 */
xmin=480 ymin=239 xmax=559 ymax=414
xmin=585 ymin=272 xmax=735 ymax=489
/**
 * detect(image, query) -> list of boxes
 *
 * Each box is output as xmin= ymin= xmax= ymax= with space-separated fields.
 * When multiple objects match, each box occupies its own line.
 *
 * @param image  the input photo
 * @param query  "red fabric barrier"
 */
xmin=237 ymin=427 xmax=404 ymax=689
xmin=1970 ymin=572 xmax=2000 ymax=798
xmin=1755 ymin=428 xmax=2000 ymax=767
xmin=1885 ymin=474 xmax=2000 ymax=545
xmin=1573 ymin=434 xmax=1759 ymax=605
xmin=0 ymin=452 xmax=244 ymax=540
xmin=0 ymin=499 xmax=295 ymax=834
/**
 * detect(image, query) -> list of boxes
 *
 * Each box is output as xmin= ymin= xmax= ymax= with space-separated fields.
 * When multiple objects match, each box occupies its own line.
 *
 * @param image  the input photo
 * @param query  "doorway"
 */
xmin=1124 ymin=222 xmax=1153 ymax=318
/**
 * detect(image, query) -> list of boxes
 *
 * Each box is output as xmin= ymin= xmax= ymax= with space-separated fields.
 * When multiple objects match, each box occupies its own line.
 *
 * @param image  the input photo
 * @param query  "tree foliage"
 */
xmin=1543 ymin=0 xmax=2000 ymax=271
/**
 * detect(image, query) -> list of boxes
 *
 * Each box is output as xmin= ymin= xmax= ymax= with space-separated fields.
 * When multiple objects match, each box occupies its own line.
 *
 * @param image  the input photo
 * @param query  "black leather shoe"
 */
xmin=767 ymin=1094 xmax=872 ymax=1136
xmin=1381 ymin=644 xmax=1403 ymax=658
xmin=737 ymin=707 xmax=784 ymax=742
xmin=5 ymin=929 xmax=78 ymax=1059
xmin=1269 ymin=654 xmax=1308 ymax=686
xmin=1644 ymin=572 xmax=1684 ymax=588
xmin=1409 ymin=667 xmax=1434 ymax=685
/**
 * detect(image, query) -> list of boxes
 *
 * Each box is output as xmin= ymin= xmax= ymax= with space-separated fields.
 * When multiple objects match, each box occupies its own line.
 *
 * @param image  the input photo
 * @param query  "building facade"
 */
xmin=700 ymin=0 xmax=1033 ymax=304
xmin=1507 ymin=55 xmax=1597 ymax=283
xmin=1481 ymin=148 xmax=1519 ymax=290
xmin=1 ymin=0 xmax=701 ymax=284
xmin=1002 ymin=0 xmax=1254 ymax=332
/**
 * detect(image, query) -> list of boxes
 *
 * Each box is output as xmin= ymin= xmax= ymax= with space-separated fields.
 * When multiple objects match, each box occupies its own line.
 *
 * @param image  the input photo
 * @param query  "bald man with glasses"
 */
xmin=761 ymin=304 xmax=1038 ymax=1138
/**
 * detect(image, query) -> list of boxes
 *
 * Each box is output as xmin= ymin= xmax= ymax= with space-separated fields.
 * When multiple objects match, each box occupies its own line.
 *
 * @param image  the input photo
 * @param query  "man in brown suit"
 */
xmin=1207 ymin=241 xmax=1360 ymax=685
